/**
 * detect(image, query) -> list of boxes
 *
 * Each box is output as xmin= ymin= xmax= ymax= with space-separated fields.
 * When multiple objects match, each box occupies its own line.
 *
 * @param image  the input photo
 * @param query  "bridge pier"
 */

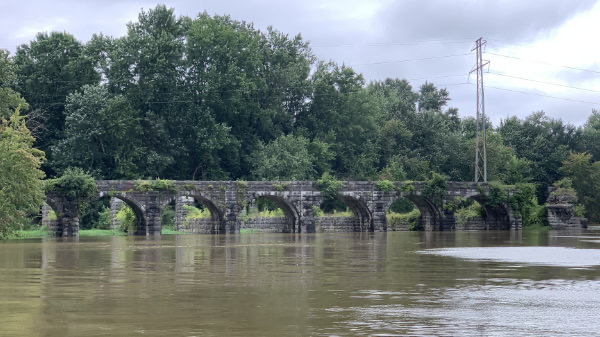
xmin=142 ymin=202 xmax=163 ymax=236
xmin=45 ymin=193 xmax=80 ymax=237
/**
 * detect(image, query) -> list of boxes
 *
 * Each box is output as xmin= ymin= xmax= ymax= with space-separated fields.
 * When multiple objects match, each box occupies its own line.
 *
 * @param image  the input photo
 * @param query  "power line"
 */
xmin=350 ymin=53 xmax=472 ymax=67
xmin=311 ymin=38 xmax=475 ymax=48
xmin=485 ymin=38 xmax=544 ymax=50
xmin=487 ymin=72 xmax=600 ymax=93
xmin=484 ymin=51 xmax=600 ymax=74
xmin=481 ymin=83 xmax=600 ymax=106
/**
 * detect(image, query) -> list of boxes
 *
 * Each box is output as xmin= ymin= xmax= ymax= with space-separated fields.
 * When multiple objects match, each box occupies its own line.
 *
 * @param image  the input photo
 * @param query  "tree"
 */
xmin=581 ymin=110 xmax=600 ymax=161
xmin=13 ymin=32 xmax=100 ymax=170
xmin=417 ymin=82 xmax=449 ymax=112
xmin=0 ymin=50 xmax=29 ymax=119
xmin=560 ymin=152 xmax=600 ymax=222
xmin=51 ymin=85 xmax=144 ymax=179
xmin=251 ymin=134 xmax=316 ymax=180
xmin=296 ymin=62 xmax=379 ymax=179
xmin=368 ymin=78 xmax=418 ymax=121
xmin=106 ymin=5 xmax=188 ymax=178
xmin=0 ymin=107 xmax=46 ymax=238
xmin=185 ymin=13 xmax=314 ymax=178
xmin=498 ymin=111 xmax=579 ymax=200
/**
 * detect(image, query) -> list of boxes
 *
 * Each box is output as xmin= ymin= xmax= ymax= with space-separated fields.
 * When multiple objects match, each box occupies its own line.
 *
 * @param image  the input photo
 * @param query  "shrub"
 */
xmin=134 ymin=179 xmax=176 ymax=192
xmin=46 ymin=210 xmax=57 ymax=221
xmin=316 ymin=172 xmax=342 ymax=200
xmin=485 ymin=181 xmax=508 ymax=208
xmin=574 ymin=204 xmax=586 ymax=217
xmin=423 ymin=172 xmax=447 ymax=206
xmin=398 ymin=181 xmax=415 ymax=193
xmin=375 ymin=180 xmax=395 ymax=192
xmin=115 ymin=204 xmax=137 ymax=233
xmin=387 ymin=209 xmax=421 ymax=230
xmin=97 ymin=206 xmax=112 ymax=229
xmin=312 ymin=205 xmax=323 ymax=217
xmin=510 ymin=183 xmax=548 ymax=227
xmin=444 ymin=196 xmax=468 ymax=212
xmin=183 ymin=204 xmax=211 ymax=220
xmin=46 ymin=167 xmax=97 ymax=206
xmin=550 ymin=178 xmax=578 ymax=199
xmin=454 ymin=201 xmax=482 ymax=226
xmin=161 ymin=205 xmax=176 ymax=229
xmin=273 ymin=182 xmax=289 ymax=191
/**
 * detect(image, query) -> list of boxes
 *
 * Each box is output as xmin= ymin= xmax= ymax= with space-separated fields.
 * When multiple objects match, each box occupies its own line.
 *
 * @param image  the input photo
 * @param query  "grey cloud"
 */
xmin=378 ymin=0 xmax=597 ymax=43
xmin=1 ymin=0 xmax=598 ymax=125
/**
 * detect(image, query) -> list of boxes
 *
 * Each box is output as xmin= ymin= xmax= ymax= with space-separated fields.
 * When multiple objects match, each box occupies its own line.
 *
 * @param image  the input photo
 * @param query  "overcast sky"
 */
xmin=2 ymin=0 xmax=599 ymax=126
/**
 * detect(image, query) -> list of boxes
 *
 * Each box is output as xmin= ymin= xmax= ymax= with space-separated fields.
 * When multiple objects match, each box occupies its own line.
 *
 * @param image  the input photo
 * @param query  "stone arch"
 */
xmin=337 ymin=193 xmax=373 ymax=231
xmin=39 ymin=203 xmax=56 ymax=227
xmin=96 ymin=192 xmax=147 ymax=234
xmin=385 ymin=194 xmax=443 ymax=231
xmin=464 ymin=194 xmax=511 ymax=230
xmin=180 ymin=194 xmax=226 ymax=234
xmin=43 ymin=196 xmax=65 ymax=236
xmin=249 ymin=193 xmax=300 ymax=233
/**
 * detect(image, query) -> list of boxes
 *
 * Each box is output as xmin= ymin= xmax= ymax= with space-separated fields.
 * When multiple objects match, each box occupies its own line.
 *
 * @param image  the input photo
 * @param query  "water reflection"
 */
xmin=421 ymin=246 xmax=600 ymax=268
xmin=0 ymin=230 xmax=599 ymax=336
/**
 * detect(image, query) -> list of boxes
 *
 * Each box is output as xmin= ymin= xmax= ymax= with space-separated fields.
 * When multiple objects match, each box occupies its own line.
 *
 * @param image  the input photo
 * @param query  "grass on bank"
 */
xmin=3 ymin=226 xmax=187 ymax=239
xmin=240 ymin=228 xmax=260 ymax=234
xmin=161 ymin=227 xmax=188 ymax=234
xmin=79 ymin=229 xmax=127 ymax=236
xmin=4 ymin=225 xmax=50 ymax=239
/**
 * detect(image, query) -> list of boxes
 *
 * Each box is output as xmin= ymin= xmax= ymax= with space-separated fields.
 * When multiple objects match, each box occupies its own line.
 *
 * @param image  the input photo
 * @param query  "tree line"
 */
xmin=1 ymin=5 xmax=600 ymax=236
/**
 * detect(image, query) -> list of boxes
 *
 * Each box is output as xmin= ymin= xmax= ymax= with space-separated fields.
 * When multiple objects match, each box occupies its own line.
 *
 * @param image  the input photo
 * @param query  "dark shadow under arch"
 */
xmin=338 ymin=194 xmax=373 ymax=232
xmin=255 ymin=195 xmax=300 ymax=233
xmin=189 ymin=194 xmax=226 ymax=234
xmin=466 ymin=195 xmax=511 ymax=230
xmin=39 ymin=201 xmax=59 ymax=233
xmin=105 ymin=194 xmax=147 ymax=234
xmin=386 ymin=195 xmax=443 ymax=231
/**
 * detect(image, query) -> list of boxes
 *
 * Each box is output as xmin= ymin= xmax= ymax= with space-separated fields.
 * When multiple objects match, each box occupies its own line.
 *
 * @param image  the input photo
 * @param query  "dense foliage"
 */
xmin=560 ymin=152 xmax=600 ymax=221
xmin=45 ymin=167 xmax=97 ymax=206
xmin=2 ymin=4 xmax=600 ymax=236
xmin=0 ymin=107 xmax=46 ymax=237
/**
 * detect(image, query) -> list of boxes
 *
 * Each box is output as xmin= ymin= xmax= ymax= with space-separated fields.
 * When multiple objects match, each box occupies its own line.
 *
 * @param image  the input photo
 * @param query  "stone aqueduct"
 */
xmin=44 ymin=180 xmax=523 ymax=237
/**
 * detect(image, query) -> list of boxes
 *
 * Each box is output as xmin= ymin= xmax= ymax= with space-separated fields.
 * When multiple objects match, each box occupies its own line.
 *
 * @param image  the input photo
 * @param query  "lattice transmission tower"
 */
xmin=470 ymin=37 xmax=489 ymax=182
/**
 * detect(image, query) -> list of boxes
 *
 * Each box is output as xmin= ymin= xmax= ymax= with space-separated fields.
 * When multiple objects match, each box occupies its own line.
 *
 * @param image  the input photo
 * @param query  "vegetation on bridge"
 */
xmin=45 ymin=167 xmax=97 ymax=206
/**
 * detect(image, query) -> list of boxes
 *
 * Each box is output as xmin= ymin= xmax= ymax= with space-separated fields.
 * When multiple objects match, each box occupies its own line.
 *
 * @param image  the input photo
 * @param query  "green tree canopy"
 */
xmin=51 ymin=85 xmax=144 ymax=179
xmin=0 ymin=107 xmax=46 ymax=238
xmin=0 ymin=50 xmax=29 ymax=119
xmin=251 ymin=134 xmax=316 ymax=180
xmin=581 ymin=110 xmax=600 ymax=161
xmin=560 ymin=152 xmax=600 ymax=221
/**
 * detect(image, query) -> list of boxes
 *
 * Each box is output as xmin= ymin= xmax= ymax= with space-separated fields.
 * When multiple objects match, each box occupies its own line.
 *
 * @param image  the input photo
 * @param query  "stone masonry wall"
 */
xmin=546 ymin=188 xmax=587 ymax=229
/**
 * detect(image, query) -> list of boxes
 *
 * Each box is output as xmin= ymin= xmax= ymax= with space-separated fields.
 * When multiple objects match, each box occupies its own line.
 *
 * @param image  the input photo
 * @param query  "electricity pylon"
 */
xmin=470 ymin=37 xmax=489 ymax=182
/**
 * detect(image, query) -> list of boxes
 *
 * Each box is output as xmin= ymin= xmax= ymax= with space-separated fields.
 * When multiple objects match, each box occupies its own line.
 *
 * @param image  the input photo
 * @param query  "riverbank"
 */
xmin=3 ymin=226 xmax=189 ymax=240
xmin=5 ymin=223 xmax=587 ymax=240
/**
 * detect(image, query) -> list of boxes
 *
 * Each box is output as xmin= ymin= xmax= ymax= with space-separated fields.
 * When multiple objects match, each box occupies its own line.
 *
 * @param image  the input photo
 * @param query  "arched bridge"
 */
xmin=45 ymin=180 xmax=522 ymax=237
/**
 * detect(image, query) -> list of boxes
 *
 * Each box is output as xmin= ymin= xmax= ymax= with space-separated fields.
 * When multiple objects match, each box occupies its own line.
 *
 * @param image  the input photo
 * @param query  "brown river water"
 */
xmin=2 ymin=229 xmax=600 ymax=336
